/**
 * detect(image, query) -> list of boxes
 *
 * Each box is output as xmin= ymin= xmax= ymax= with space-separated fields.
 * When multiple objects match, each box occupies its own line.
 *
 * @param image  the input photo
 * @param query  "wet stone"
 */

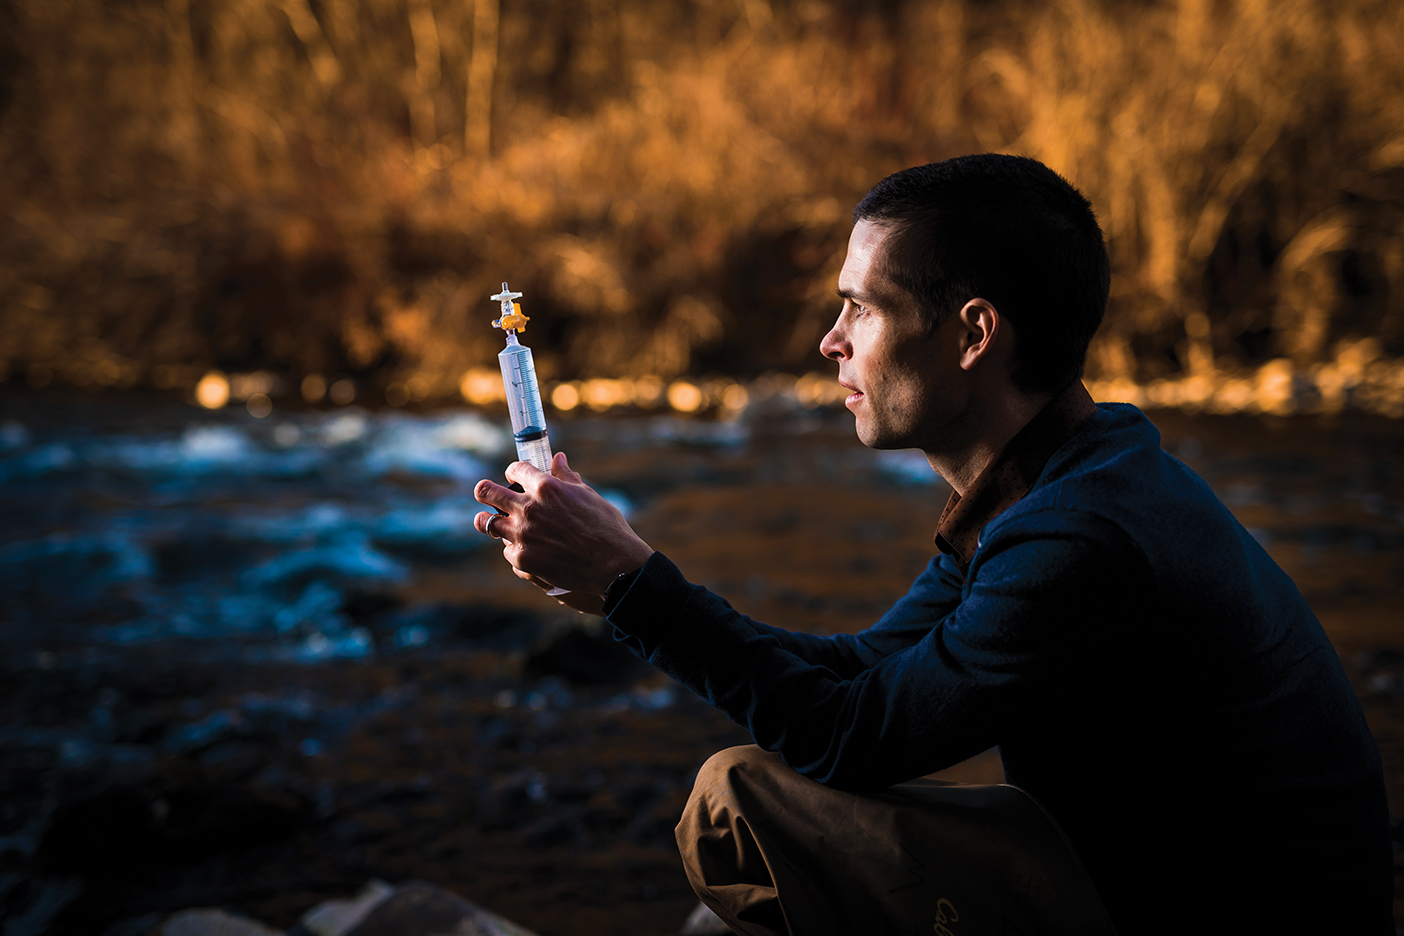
xmin=162 ymin=909 xmax=284 ymax=936
xmin=680 ymin=901 xmax=733 ymax=936
xmin=295 ymin=879 xmax=394 ymax=936
xmin=336 ymin=881 xmax=542 ymax=936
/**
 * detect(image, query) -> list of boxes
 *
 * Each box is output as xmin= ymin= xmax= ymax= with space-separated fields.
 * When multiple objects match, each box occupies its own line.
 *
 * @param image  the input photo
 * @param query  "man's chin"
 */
xmin=854 ymin=422 xmax=891 ymax=450
xmin=855 ymin=422 xmax=919 ymax=452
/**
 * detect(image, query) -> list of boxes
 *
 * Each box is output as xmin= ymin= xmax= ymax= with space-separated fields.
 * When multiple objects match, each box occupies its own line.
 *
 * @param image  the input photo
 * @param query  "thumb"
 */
xmin=504 ymin=458 xmax=550 ymax=491
xmin=551 ymin=450 xmax=584 ymax=483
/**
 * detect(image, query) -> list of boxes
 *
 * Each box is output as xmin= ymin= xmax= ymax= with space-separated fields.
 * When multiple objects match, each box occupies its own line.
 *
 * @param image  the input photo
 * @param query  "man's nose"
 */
xmin=820 ymin=321 xmax=847 ymax=361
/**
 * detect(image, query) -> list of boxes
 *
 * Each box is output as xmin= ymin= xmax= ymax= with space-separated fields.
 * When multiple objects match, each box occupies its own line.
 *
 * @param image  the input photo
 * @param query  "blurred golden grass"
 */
xmin=1 ymin=0 xmax=1403 ymax=416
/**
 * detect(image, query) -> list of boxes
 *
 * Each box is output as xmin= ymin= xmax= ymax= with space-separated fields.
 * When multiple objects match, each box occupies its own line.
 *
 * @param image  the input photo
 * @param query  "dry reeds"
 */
xmin=1 ymin=0 xmax=1402 ymax=415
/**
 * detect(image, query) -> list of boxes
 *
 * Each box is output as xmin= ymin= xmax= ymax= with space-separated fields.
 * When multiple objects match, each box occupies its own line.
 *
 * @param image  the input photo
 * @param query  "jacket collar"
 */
xmin=935 ymin=381 xmax=1098 ymax=575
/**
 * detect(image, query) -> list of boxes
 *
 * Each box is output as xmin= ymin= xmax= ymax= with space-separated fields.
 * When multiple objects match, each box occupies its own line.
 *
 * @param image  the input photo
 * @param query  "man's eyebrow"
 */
xmin=837 ymin=286 xmax=886 ymax=305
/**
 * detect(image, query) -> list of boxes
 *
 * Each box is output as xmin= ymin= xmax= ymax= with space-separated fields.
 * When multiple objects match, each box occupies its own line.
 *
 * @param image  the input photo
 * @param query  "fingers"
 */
xmin=477 ymin=449 xmax=648 ymax=597
xmin=551 ymin=451 xmax=584 ymax=483
xmin=514 ymin=568 xmax=552 ymax=588
xmin=515 ymin=567 xmax=605 ymax=616
xmin=503 ymin=458 xmax=550 ymax=491
xmin=505 ymin=453 xmax=586 ymax=491
xmin=475 ymin=510 xmax=509 ymax=541
xmin=474 ymin=477 xmax=525 ymax=513
xmin=475 ymin=455 xmax=577 ymax=542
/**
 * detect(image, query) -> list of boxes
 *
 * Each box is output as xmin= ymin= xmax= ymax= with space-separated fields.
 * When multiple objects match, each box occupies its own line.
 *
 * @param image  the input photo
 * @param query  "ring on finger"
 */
xmin=486 ymin=513 xmax=503 ymax=539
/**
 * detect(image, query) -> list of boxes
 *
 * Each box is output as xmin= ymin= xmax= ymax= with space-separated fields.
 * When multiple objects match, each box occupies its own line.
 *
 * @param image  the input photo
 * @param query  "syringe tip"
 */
xmin=491 ymin=280 xmax=529 ymax=333
xmin=491 ymin=282 xmax=524 ymax=304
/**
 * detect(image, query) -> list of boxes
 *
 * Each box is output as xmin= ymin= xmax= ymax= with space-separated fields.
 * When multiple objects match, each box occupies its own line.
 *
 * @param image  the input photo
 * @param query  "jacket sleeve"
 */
xmin=738 ymin=551 xmax=968 ymax=678
xmin=606 ymin=507 xmax=1147 ymax=790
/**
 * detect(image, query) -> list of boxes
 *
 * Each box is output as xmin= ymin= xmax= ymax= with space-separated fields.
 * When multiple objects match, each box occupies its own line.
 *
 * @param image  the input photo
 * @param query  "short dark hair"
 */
xmin=853 ymin=154 xmax=1109 ymax=393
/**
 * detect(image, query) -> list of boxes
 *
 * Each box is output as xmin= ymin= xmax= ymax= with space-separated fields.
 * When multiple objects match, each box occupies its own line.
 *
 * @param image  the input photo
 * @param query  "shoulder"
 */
xmin=982 ymin=403 xmax=1276 ymax=607
xmin=983 ymin=404 xmax=1158 ymax=529
xmin=972 ymin=404 xmax=1200 ymax=573
xmin=1048 ymin=403 xmax=1169 ymax=485
xmin=969 ymin=500 xmax=1149 ymax=590
xmin=1013 ymin=403 xmax=1222 ymax=525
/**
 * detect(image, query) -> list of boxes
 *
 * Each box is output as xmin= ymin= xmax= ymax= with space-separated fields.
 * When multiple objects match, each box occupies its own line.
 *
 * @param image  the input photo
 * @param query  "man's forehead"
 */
xmin=838 ymin=220 xmax=904 ymax=303
xmin=845 ymin=219 xmax=893 ymax=261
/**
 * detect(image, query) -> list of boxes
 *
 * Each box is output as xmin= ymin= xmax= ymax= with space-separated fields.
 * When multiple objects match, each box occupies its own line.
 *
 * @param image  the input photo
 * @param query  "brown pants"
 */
xmin=676 ymin=746 xmax=1118 ymax=936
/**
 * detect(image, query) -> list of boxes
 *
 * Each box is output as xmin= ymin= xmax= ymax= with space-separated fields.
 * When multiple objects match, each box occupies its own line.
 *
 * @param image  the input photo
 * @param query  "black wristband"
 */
xmin=602 ymin=565 xmax=644 ymax=614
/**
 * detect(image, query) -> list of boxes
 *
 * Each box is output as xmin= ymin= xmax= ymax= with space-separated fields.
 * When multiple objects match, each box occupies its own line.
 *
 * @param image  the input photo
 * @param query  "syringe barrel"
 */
xmin=497 ymin=339 xmax=553 ymax=472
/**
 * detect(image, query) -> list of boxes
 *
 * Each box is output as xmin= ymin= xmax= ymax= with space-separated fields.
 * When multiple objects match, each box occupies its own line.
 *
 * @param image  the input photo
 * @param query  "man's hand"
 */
xmin=473 ymin=452 xmax=654 ymax=608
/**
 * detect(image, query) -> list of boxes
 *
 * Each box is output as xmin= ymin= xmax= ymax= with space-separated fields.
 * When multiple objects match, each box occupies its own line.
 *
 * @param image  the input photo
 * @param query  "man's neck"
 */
xmin=924 ymin=388 xmax=1055 ymax=497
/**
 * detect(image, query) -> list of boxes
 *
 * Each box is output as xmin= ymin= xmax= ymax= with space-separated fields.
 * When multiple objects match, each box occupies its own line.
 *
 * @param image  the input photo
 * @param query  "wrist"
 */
xmin=597 ymin=541 xmax=654 ymax=592
xmin=601 ymin=549 xmax=654 ymax=611
xmin=602 ymin=568 xmax=637 ymax=609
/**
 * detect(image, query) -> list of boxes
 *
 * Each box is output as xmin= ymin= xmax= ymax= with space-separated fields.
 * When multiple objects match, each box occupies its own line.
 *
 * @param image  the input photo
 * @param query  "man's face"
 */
xmin=821 ymin=220 xmax=963 ymax=452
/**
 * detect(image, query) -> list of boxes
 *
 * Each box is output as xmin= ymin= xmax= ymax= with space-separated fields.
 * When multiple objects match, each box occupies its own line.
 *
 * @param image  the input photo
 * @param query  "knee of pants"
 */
xmin=699 ymin=744 xmax=766 ymax=782
xmin=687 ymin=745 xmax=777 ymax=808
xmin=679 ymin=745 xmax=769 ymax=837
xmin=677 ymin=745 xmax=783 ymax=889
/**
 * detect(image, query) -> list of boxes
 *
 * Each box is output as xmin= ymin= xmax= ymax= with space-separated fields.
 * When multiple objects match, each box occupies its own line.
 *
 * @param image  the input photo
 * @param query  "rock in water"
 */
xmin=341 ymin=881 xmax=541 ymax=936
xmin=297 ymin=880 xmax=395 ymax=936
xmin=162 ymin=909 xmax=284 ymax=936
xmin=681 ymin=900 xmax=734 ymax=935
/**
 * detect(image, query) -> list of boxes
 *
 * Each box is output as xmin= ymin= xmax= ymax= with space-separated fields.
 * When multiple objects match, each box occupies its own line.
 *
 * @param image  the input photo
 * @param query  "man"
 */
xmin=474 ymin=155 xmax=1392 ymax=934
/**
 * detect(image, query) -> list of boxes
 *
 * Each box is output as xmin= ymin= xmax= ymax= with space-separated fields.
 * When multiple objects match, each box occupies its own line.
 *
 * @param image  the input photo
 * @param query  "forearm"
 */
xmin=606 ymin=553 xmax=988 ymax=789
xmin=607 ymin=553 xmax=876 ymax=679
xmin=607 ymin=515 xmax=1148 ymax=790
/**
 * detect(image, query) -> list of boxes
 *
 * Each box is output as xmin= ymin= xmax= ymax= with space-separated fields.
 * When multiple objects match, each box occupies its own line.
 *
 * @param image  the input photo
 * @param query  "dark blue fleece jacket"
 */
xmin=606 ymin=403 xmax=1391 ymax=934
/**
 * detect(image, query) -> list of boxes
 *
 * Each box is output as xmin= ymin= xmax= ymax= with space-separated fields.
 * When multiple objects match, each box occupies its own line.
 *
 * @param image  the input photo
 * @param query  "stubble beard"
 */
xmin=853 ymin=407 xmax=909 ymax=451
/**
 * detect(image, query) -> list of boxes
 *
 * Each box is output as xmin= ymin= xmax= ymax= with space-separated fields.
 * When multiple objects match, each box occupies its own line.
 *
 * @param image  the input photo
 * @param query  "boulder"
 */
xmin=162 ymin=908 xmax=283 ymax=936
xmin=302 ymin=880 xmax=540 ymax=936
xmin=296 ymin=880 xmax=395 ymax=936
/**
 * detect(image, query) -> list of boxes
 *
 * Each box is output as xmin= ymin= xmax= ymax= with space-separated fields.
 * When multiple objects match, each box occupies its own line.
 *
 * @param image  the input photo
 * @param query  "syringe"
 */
xmin=490 ymin=283 xmax=568 ymax=597
xmin=490 ymin=282 xmax=553 ymax=472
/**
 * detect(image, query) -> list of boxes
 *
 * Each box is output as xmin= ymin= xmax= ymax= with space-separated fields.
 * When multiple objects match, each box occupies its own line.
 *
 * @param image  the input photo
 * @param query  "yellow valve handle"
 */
xmin=491 ymin=283 xmax=528 ymax=334
xmin=494 ymin=303 xmax=529 ymax=333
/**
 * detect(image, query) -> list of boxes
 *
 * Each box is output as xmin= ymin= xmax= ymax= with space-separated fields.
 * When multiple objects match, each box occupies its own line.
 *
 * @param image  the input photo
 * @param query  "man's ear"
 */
xmin=956 ymin=298 xmax=1000 ymax=371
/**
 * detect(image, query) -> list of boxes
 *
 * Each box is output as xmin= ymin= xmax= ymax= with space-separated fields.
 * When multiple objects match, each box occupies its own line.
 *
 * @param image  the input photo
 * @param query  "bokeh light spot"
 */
xmin=460 ymin=368 xmax=505 ymax=406
xmin=581 ymin=378 xmax=630 ymax=412
xmin=667 ymin=381 xmax=704 ymax=413
xmin=721 ymin=383 xmax=750 ymax=411
xmin=246 ymin=393 xmax=272 ymax=418
xmin=551 ymin=382 xmax=580 ymax=412
xmin=301 ymin=374 xmax=327 ymax=403
xmin=633 ymin=376 xmax=665 ymax=408
xmin=195 ymin=371 xmax=230 ymax=409
xmin=795 ymin=372 xmax=845 ymax=408
xmin=329 ymin=378 xmax=356 ymax=406
xmin=230 ymin=371 xmax=276 ymax=401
